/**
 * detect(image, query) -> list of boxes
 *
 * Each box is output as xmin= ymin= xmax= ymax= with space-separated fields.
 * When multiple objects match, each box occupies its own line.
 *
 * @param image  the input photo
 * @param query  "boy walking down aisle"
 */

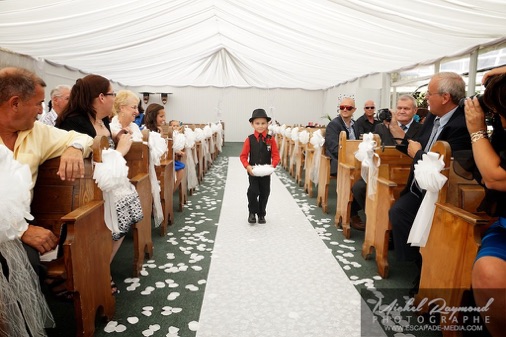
xmin=240 ymin=109 xmax=280 ymax=224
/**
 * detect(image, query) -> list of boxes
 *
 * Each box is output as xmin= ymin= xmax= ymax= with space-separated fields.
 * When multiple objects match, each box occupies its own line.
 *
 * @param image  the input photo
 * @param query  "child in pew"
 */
xmin=144 ymin=104 xmax=185 ymax=190
xmin=239 ymin=109 xmax=280 ymax=224
xmin=56 ymin=74 xmax=139 ymax=295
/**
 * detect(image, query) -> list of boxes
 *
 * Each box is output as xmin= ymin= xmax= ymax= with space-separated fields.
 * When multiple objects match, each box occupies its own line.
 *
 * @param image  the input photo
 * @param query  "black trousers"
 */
xmin=351 ymin=177 xmax=367 ymax=216
xmin=389 ymin=190 xmax=424 ymax=262
xmin=247 ymin=175 xmax=271 ymax=216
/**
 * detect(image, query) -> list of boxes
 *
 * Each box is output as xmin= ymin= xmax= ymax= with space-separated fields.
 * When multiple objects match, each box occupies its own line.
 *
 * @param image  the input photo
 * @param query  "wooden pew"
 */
xmin=361 ymin=145 xmax=413 ymax=277
xmin=31 ymin=136 xmax=114 ymax=337
xmin=124 ymin=130 xmax=154 ymax=276
xmin=294 ymin=128 xmax=309 ymax=187
xmin=185 ymin=124 xmax=205 ymax=183
xmin=360 ymin=141 xmax=451 ymax=278
xmin=157 ymin=125 xmax=175 ymax=236
xmin=303 ymin=127 xmax=325 ymax=197
xmin=415 ymin=157 xmax=489 ymax=336
xmin=334 ymin=131 xmax=377 ymax=232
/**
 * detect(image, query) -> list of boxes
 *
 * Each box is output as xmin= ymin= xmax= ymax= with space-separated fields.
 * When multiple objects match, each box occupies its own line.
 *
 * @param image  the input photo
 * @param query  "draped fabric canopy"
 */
xmin=1 ymin=0 xmax=505 ymax=89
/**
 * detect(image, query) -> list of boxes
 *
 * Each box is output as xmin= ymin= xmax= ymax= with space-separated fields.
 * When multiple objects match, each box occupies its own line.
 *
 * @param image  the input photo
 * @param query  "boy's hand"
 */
xmin=246 ymin=165 xmax=254 ymax=176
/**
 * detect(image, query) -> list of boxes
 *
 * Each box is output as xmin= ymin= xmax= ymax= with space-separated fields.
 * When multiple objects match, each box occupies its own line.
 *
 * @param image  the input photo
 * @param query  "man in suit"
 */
xmin=388 ymin=72 xmax=472 ymax=293
xmin=325 ymin=97 xmax=359 ymax=176
xmin=355 ymin=100 xmax=379 ymax=138
xmin=350 ymin=95 xmax=421 ymax=230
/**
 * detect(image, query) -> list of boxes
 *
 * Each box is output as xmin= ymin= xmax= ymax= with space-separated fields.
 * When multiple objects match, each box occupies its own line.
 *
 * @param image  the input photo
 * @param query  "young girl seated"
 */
xmin=144 ymin=104 xmax=186 ymax=189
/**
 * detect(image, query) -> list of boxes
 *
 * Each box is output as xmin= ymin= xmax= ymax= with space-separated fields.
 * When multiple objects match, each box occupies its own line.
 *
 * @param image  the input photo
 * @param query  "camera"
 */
xmin=376 ymin=108 xmax=392 ymax=123
xmin=458 ymin=94 xmax=489 ymax=113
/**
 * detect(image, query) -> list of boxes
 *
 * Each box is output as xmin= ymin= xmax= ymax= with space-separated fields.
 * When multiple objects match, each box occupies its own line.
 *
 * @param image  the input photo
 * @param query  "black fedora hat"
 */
xmin=249 ymin=108 xmax=271 ymax=123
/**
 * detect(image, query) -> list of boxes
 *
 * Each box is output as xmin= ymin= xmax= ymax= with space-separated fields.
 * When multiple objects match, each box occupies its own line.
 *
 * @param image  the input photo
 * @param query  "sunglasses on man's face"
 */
xmin=339 ymin=105 xmax=355 ymax=111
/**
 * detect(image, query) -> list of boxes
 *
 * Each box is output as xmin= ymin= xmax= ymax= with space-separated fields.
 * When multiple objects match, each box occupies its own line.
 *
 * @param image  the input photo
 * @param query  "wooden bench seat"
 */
xmin=414 ymin=153 xmax=489 ymax=336
xmin=124 ymin=132 xmax=154 ymax=276
xmin=334 ymin=132 xmax=380 ymax=235
xmin=31 ymin=136 xmax=114 ymax=337
xmin=361 ymin=145 xmax=412 ymax=277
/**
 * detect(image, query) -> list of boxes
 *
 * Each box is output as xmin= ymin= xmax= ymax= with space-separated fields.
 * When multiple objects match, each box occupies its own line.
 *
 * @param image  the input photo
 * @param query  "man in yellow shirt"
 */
xmin=0 ymin=67 xmax=93 ymax=274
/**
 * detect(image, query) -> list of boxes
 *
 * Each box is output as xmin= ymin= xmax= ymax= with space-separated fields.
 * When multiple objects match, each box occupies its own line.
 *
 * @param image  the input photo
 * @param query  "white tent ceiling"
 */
xmin=1 ymin=0 xmax=505 ymax=90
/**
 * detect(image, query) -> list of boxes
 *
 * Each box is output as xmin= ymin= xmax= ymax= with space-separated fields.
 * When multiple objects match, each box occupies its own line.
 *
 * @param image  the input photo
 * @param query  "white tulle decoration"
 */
xmin=284 ymin=127 xmax=292 ymax=137
xmin=215 ymin=122 xmax=223 ymax=152
xmin=310 ymin=129 xmax=325 ymax=184
xmin=184 ymin=127 xmax=196 ymax=149
xmin=280 ymin=124 xmax=287 ymax=134
xmin=252 ymin=164 xmax=276 ymax=177
xmin=203 ymin=124 xmax=212 ymax=138
xmin=299 ymin=130 xmax=310 ymax=144
xmin=290 ymin=127 xmax=299 ymax=141
xmin=173 ymin=131 xmax=186 ymax=152
xmin=148 ymin=131 xmax=167 ymax=166
xmin=408 ymin=152 xmax=448 ymax=247
xmin=354 ymin=133 xmax=380 ymax=197
xmin=93 ymin=149 xmax=131 ymax=235
xmin=0 ymin=145 xmax=33 ymax=243
xmin=194 ymin=128 xmax=205 ymax=141
xmin=148 ymin=131 xmax=167 ymax=227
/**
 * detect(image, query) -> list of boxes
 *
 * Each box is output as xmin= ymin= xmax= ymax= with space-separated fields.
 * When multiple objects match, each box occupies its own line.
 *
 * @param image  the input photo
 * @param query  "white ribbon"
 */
xmin=184 ymin=128 xmax=199 ymax=190
xmin=298 ymin=130 xmax=310 ymax=144
xmin=214 ymin=122 xmax=223 ymax=153
xmin=148 ymin=131 xmax=166 ymax=227
xmin=172 ymin=131 xmax=186 ymax=152
xmin=0 ymin=145 xmax=32 ymax=242
xmin=93 ymin=149 xmax=130 ymax=235
xmin=408 ymin=152 xmax=448 ymax=247
xmin=354 ymin=132 xmax=380 ymax=197
xmin=310 ymin=129 xmax=325 ymax=185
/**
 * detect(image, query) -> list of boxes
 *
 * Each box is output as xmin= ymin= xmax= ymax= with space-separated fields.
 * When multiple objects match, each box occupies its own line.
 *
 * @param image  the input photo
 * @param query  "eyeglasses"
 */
xmin=364 ymin=106 xmax=375 ymax=109
xmin=103 ymin=92 xmax=116 ymax=97
xmin=339 ymin=105 xmax=355 ymax=111
xmin=426 ymin=91 xmax=443 ymax=97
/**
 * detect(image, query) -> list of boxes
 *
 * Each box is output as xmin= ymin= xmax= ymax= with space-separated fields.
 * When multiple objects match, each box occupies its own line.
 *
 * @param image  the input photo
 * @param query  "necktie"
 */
xmin=401 ymin=124 xmax=408 ymax=132
xmin=424 ymin=117 xmax=440 ymax=152
xmin=258 ymin=134 xmax=263 ymax=143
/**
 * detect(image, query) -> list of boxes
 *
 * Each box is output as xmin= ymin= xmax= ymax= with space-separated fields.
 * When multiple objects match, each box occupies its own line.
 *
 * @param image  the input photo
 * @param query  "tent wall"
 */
xmin=131 ymin=86 xmax=325 ymax=142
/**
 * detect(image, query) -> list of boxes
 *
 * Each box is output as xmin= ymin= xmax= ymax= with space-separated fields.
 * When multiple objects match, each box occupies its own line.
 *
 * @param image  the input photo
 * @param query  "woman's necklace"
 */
xmin=96 ymin=119 xmax=105 ymax=128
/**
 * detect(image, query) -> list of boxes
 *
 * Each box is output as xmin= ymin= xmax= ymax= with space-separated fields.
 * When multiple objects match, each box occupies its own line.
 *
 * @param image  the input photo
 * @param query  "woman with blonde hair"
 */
xmin=110 ymin=90 xmax=143 ymax=141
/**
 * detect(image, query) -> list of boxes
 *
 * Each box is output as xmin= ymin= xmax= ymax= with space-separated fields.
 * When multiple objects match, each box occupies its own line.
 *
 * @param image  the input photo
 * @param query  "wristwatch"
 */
xmin=70 ymin=142 xmax=84 ymax=152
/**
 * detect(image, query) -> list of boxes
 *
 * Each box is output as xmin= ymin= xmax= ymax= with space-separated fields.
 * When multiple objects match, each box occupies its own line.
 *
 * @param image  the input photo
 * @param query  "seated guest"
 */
xmin=39 ymin=84 xmax=71 ymax=126
xmin=355 ymin=100 xmax=379 ymax=138
xmin=134 ymin=100 xmax=145 ymax=129
xmin=168 ymin=120 xmax=187 ymax=189
xmin=145 ymin=104 xmax=186 ymax=189
xmin=325 ymin=97 xmax=359 ymax=176
xmin=109 ymin=90 xmax=143 ymax=141
xmin=465 ymin=65 xmax=506 ymax=337
xmin=0 ymin=67 xmax=93 ymax=335
xmin=388 ymin=72 xmax=472 ymax=294
xmin=350 ymin=95 xmax=421 ymax=230
xmin=56 ymin=74 xmax=135 ymax=295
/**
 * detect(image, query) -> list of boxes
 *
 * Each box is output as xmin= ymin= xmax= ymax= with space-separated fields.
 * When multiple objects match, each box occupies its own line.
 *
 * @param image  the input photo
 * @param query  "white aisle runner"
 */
xmin=196 ymin=159 xmax=379 ymax=337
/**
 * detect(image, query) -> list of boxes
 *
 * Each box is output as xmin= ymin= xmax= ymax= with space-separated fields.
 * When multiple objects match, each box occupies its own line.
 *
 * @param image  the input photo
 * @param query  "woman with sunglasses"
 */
xmin=324 ymin=97 xmax=359 ymax=176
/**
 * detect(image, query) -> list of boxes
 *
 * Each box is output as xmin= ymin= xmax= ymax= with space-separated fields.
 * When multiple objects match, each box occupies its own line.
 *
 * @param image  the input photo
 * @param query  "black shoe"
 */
xmin=258 ymin=215 xmax=266 ymax=224
xmin=248 ymin=213 xmax=256 ymax=224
